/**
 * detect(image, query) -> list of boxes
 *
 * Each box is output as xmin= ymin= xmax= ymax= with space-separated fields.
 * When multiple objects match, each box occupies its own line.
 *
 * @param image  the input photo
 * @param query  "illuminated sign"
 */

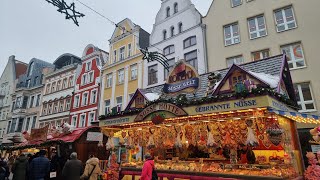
xmin=163 ymin=60 xmax=199 ymax=94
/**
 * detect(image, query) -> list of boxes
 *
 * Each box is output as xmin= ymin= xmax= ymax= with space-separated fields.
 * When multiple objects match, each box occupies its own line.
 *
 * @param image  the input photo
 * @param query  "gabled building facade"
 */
xmin=203 ymin=0 xmax=320 ymax=128
xmin=144 ymin=0 xmax=207 ymax=89
xmin=39 ymin=54 xmax=81 ymax=129
xmin=5 ymin=58 xmax=54 ymax=144
xmin=70 ymin=45 xmax=108 ymax=128
xmin=0 ymin=56 xmax=28 ymax=144
xmin=99 ymin=18 xmax=149 ymax=116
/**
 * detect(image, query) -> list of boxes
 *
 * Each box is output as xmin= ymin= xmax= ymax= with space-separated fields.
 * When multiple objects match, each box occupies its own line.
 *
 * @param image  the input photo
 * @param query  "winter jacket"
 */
xmin=29 ymin=155 xmax=50 ymax=179
xmin=12 ymin=155 xmax=28 ymax=180
xmin=81 ymin=157 xmax=101 ymax=180
xmin=62 ymin=158 xmax=83 ymax=180
xmin=140 ymin=160 xmax=154 ymax=180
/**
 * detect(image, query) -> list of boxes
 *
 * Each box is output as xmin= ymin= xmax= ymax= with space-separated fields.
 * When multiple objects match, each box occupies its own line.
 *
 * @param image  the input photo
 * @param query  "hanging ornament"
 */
xmin=207 ymin=125 xmax=218 ymax=148
xmin=106 ymin=131 xmax=115 ymax=151
xmin=147 ymin=128 xmax=155 ymax=149
xmin=174 ymin=126 xmax=182 ymax=148
xmin=245 ymin=119 xmax=259 ymax=147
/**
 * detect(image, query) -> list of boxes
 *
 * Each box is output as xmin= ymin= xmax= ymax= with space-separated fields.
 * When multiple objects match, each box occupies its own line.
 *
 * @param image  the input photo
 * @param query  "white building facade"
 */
xmin=143 ymin=0 xmax=207 ymax=88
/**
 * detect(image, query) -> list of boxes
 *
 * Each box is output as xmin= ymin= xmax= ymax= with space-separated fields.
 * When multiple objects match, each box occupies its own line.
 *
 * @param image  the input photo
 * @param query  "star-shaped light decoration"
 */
xmin=140 ymin=48 xmax=170 ymax=71
xmin=46 ymin=0 xmax=85 ymax=26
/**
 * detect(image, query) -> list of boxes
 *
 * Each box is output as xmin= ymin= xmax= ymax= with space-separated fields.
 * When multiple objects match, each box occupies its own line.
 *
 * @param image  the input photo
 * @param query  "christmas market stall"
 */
xmin=5 ymin=124 xmax=108 ymax=163
xmin=98 ymin=55 xmax=319 ymax=180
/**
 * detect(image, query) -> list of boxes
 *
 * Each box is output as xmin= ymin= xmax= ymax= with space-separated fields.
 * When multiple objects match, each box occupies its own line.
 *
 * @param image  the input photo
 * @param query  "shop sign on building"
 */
xmin=163 ymin=61 xmax=199 ymax=94
xmin=86 ymin=132 xmax=103 ymax=141
xmin=30 ymin=125 xmax=49 ymax=141
xmin=100 ymin=116 xmax=136 ymax=126
xmin=134 ymin=102 xmax=187 ymax=122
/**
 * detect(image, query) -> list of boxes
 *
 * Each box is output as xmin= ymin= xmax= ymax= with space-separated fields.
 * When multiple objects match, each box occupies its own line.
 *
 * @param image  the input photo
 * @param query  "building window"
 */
xmin=29 ymin=96 xmax=34 ymax=108
xmin=224 ymin=23 xmax=240 ymax=46
xmin=105 ymin=100 xmax=110 ymax=115
xmin=184 ymin=36 xmax=197 ymax=49
xmin=36 ymin=94 xmax=41 ymax=107
xmin=72 ymin=116 xmax=77 ymax=127
xmin=128 ymin=43 xmax=132 ymax=57
xmin=59 ymin=100 xmax=64 ymax=112
xmin=164 ymin=58 xmax=175 ymax=80
xmin=46 ymin=84 xmax=51 ymax=94
xmin=26 ymin=79 xmax=31 ymax=88
xmin=106 ymin=73 xmax=113 ymax=88
xmin=118 ymin=69 xmax=124 ymax=84
xmin=25 ymin=117 xmax=30 ymax=131
xmin=231 ymin=0 xmax=242 ymax=7
xmin=281 ymin=42 xmax=305 ymax=69
xmin=166 ymin=7 xmax=170 ymax=17
xmin=82 ymin=92 xmax=88 ymax=106
xmin=86 ymin=61 xmax=92 ymax=71
xmin=89 ymin=112 xmax=95 ymax=124
xmin=31 ymin=116 xmax=36 ymax=129
xmin=148 ymin=65 xmax=158 ymax=85
xmin=16 ymin=118 xmax=24 ymax=132
xmin=163 ymin=30 xmax=167 ymax=40
xmin=88 ymin=71 xmax=94 ymax=83
xmin=91 ymin=90 xmax=97 ymax=104
xmin=80 ymin=114 xmax=86 ymax=127
xmin=63 ymin=78 xmax=67 ymax=89
xmin=42 ymin=103 xmax=47 ymax=115
xmin=56 ymin=80 xmax=61 ymax=91
xmin=116 ymin=96 xmax=123 ymax=111
xmin=82 ymin=74 xmax=87 ymax=85
xmin=226 ymin=55 xmax=244 ymax=67
xmin=27 ymin=62 xmax=34 ymax=77
xmin=53 ymin=102 xmax=58 ymax=113
xmin=34 ymin=76 xmax=39 ymax=85
xmin=251 ymin=49 xmax=270 ymax=61
xmin=163 ymin=45 xmax=175 ymax=56
xmin=66 ymin=98 xmax=71 ymax=110
xmin=48 ymin=103 xmax=53 ymax=114
xmin=113 ymin=50 xmax=117 ymax=63
xmin=185 ymin=50 xmax=198 ymax=69
xmin=7 ymin=121 xmax=11 ymax=134
xmin=74 ymin=95 xmax=80 ymax=108
xmin=178 ymin=22 xmax=183 ymax=33
xmin=69 ymin=76 xmax=74 ymax=87
xmin=274 ymin=6 xmax=297 ymax=32
xmin=170 ymin=26 xmax=175 ymax=37
xmin=294 ymin=83 xmax=316 ymax=112
xmin=120 ymin=47 xmax=125 ymax=61
xmin=130 ymin=64 xmax=138 ymax=80
xmin=174 ymin=3 xmax=178 ymax=13
xmin=51 ymin=82 xmax=56 ymax=92
xmin=10 ymin=119 xmax=17 ymax=133
xmin=248 ymin=15 xmax=267 ymax=39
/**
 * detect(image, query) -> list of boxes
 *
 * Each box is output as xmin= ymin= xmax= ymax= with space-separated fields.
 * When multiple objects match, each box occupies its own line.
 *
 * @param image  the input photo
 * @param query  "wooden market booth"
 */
xmin=98 ymin=55 xmax=319 ymax=180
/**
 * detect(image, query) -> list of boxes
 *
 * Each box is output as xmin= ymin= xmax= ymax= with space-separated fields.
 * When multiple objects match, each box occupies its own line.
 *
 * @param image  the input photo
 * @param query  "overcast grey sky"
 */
xmin=0 ymin=0 xmax=212 ymax=75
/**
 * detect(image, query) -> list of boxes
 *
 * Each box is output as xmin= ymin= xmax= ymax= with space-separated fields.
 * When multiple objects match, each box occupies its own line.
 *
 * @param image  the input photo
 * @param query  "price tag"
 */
xmin=50 ymin=172 xmax=57 ymax=178
xmin=311 ymin=145 xmax=320 ymax=153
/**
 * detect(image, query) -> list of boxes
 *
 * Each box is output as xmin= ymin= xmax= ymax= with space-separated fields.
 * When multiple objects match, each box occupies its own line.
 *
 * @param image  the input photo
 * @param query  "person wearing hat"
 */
xmin=29 ymin=150 xmax=50 ymax=180
xmin=140 ymin=154 xmax=155 ymax=180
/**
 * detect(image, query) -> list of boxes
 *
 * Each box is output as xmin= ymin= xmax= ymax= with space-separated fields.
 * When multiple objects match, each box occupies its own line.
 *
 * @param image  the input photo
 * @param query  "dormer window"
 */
xmin=166 ymin=7 xmax=170 ymax=18
xmin=174 ymin=3 xmax=178 ymax=13
xmin=27 ymin=62 xmax=34 ymax=77
xmin=163 ymin=30 xmax=167 ymax=40
xmin=170 ymin=26 xmax=175 ymax=37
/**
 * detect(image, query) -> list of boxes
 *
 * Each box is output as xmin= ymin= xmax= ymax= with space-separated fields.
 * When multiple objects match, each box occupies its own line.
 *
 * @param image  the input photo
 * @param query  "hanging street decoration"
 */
xmin=140 ymin=48 xmax=170 ymax=71
xmin=45 ymin=0 xmax=85 ymax=26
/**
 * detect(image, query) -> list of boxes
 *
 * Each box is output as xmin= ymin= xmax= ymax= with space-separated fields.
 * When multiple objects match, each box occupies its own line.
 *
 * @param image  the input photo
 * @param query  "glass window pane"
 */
xmin=284 ymin=7 xmax=294 ymax=21
xmin=305 ymin=103 xmax=315 ymax=110
xmin=248 ymin=19 xmax=256 ymax=32
xmin=257 ymin=16 xmax=265 ymax=29
xmin=224 ymin=26 xmax=231 ymax=39
xmin=191 ymin=37 xmax=196 ymax=45
xmin=294 ymin=84 xmax=300 ymax=101
xmin=232 ymin=24 xmax=239 ymax=36
xmin=275 ymin=11 xmax=284 ymax=24
xmin=296 ymin=60 xmax=305 ymax=67
xmin=301 ymin=83 xmax=312 ymax=101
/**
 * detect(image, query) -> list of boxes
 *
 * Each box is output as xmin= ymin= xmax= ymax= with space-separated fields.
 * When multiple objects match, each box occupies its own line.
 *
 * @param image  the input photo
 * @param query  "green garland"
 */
xmin=1 ymin=140 xmax=72 ymax=151
xmin=98 ymin=87 xmax=297 ymax=120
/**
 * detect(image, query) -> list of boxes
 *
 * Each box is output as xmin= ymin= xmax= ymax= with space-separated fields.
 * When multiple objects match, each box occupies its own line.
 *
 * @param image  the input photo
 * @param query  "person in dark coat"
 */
xmin=0 ymin=159 xmax=9 ymax=180
xmin=12 ymin=154 xmax=28 ymax=180
xmin=62 ymin=152 xmax=83 ymax=180
xmin=29 ymin=150 xmax=50 ymax=180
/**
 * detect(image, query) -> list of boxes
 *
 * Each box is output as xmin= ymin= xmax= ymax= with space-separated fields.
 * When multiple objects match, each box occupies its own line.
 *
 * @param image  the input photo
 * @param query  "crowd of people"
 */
xmin=0 ymin=150 xmax=102 ymax=180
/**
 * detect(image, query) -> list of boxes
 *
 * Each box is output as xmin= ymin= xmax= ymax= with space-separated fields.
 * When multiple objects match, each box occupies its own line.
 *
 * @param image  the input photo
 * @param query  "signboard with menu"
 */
xmin=30 ymin=125 xmax=49 ymax=141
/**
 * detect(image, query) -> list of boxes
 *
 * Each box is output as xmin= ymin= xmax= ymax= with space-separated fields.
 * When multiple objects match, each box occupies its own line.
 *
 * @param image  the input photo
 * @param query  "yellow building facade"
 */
xmin=99 ymin=18 xmax=150 ymax=115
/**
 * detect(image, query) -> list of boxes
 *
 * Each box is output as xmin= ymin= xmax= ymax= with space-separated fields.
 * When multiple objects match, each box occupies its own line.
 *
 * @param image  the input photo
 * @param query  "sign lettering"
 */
xmin=195 ymin=100 xmax=258 ymax=113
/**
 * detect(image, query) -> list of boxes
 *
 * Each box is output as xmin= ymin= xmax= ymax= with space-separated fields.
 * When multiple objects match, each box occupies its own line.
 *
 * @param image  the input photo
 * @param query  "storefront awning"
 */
xmin=50 ymin=126 xmax=94 ymax=143
xmin=267 ymin=107 xmax=320 ymax=124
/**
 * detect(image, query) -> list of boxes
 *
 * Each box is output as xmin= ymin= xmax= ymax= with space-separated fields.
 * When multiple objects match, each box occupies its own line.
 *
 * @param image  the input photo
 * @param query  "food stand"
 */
xmin=99 ymin=57 xmax=316 ymax=180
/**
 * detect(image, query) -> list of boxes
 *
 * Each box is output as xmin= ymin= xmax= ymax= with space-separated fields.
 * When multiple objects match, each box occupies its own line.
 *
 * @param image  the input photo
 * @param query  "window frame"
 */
xmin=88 ymin=111 xmax=95 ymax=124
xmin=231 ymin=0 xmax=242 ymax=7
xmin=247 ymin=15 xmax=267 ymax=39
xmin=163 ymin=45 xmax=175 ymax=56
xmin=170 ymin=26 xmax=175 ymax=37
xmin=226 ymin=55 xmax=244 ymax=67
xmin=88 ymin=71 xmax=94 ymax=83
xmin=294 ymin=83 xmax=316 ymax=112
xmin=106 ymin=73 xmax=113 ymax=88
xmin=119 ymin=46 xmax=126 ymax=61
xmin=178 ymin=22 xmax=183 ymax=33
xmin=224 ymin=23 xmax=240 ymax=46
xmin=251 ymin=49 xmax=270 ymax=61
xmin=184 ymin=50 xmax=198 ymax=70
xmin=71 ymin=116 xmax=77 ymax=127
xmin=163 ymin=30 xmax=167 ymax=40
xmin=174 ymin=3 xmax=178 ymax=13
xmin=183 ymin=36 xmax=197 ymax=49
xmin=90 ymin=89 xmax=97 ymax=104
xmin=128 ymin=43 xmax=132 ymax=57
xmin=82 ymin=92 xmax=89 ymax=106
xmin=280 ymin=42 xmax=306 ymax=70
xmin=130 ymin=64 xmax=138 ymax=80
xmin=118 ymin=69 xmax=125 ymax=84
xmin=116 ymin=96 xmax=123 ymax=111
xmin=105 ymin=100 xmax=111 ymax=115
xmin=274 ymin=6 xmax=297 ymax=33
xmin=79 ymin=114 xmax=86 ymax=127
xmin=166 ymin=7 xmax=170 ymax=18
xmin=74 ymin=94 xmax=80 ymax=108
xmin=148 ymin=64 xmax=158 ymax=85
